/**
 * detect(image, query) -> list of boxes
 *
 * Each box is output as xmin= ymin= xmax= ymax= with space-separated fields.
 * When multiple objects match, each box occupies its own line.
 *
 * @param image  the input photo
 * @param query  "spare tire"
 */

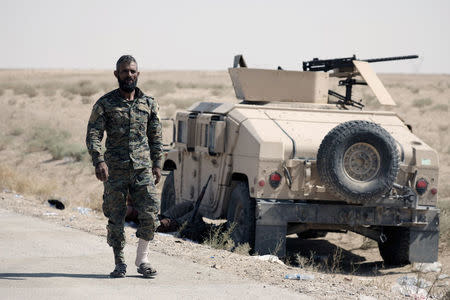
xmin=317 ymin=120 xmax=399 ymax=204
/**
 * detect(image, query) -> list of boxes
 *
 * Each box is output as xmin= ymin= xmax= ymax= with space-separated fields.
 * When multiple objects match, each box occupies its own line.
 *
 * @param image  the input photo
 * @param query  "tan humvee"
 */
xmin=161 ymin=55 xmax=439 ymax=265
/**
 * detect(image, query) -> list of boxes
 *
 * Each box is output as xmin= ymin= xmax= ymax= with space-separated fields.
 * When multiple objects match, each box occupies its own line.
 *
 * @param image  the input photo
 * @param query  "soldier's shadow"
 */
xmin=0 ymin=273 xmax=109 ymax=280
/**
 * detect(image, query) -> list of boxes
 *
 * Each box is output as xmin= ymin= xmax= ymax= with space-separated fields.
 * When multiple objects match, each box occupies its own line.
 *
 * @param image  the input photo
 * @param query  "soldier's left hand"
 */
xmin=152 ymin=167 xmax=161 ymax=184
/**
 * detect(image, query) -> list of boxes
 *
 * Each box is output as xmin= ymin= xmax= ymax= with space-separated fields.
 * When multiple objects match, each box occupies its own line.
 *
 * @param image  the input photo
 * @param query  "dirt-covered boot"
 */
xmin=110 ymin=263 xmax=127 ymax=278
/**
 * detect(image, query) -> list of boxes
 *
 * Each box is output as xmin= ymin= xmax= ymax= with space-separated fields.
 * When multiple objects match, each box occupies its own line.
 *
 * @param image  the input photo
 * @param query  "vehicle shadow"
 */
xmin=0 ymin=273 xmax=109 ymax=280
xmin=285 ymin=237 xmax=408 ymax=276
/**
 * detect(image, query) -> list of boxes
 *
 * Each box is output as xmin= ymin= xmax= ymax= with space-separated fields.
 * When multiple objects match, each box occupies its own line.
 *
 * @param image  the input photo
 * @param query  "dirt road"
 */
xmin=0 ymin=209 xmax=306 ymax=300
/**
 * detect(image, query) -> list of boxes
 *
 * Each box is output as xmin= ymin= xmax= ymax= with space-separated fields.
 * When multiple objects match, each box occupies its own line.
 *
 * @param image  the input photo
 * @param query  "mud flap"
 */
xmin=409 ymin=213 xmax=439 ymax=263
xmin=254 ymin=224 xmax=287 ymax=257
xmin=254 ymin=200 xmax=287 ymax=257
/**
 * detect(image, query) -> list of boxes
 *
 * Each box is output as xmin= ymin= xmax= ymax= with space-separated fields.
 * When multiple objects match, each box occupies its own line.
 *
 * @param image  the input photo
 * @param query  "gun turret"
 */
xmin=302 ymin=54 xmax=419 ymax=109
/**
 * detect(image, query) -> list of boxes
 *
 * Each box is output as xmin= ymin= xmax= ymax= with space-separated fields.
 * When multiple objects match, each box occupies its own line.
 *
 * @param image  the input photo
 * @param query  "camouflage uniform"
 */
xmin=86 ymin=88 xmax=162 ymax=262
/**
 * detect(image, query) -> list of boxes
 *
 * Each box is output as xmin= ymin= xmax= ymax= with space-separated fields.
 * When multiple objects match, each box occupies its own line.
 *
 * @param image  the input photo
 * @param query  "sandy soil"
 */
xmin=0 ymin=70 xmax=449 ymax=299
xmin=2 ymin=188 xmax=449 ymax=299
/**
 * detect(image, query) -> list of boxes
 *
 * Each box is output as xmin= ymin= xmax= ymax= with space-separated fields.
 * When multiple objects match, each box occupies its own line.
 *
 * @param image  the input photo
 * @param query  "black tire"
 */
xmin=226 ymin=181 xmax=256 ymax=248
xmin=160 ymin=171 xmax=176 ymax=214
xmin=296 ymin=230 xmax=327 ymax=239
xmin=378 ymin=227 xmax=410 ymax=266
xmin=317 ymin=120 xmax=399 ymax=204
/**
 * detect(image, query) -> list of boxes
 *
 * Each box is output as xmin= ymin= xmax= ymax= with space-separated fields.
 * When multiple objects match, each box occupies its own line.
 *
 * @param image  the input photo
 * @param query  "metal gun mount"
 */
xmin=303 ymin=55 xmax=419 ymax=109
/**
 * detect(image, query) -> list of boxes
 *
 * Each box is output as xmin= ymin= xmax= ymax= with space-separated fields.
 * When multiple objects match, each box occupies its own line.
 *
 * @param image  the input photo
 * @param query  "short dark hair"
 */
xmin=116 ymin=55 xmax=137 ymax=70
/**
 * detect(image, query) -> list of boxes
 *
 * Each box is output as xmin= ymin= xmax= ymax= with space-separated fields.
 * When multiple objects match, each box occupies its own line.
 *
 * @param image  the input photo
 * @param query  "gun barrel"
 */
xmin=302 ymin=55 xmax=419 ymax=72
xmin=363 ymin=55 xmax=419 ymax=63
xmin=189 ymin=175 xmax=212 ymax=223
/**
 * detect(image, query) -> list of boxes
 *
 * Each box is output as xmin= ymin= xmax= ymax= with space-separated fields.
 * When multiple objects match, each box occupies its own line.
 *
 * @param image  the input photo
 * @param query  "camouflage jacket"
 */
xmin=86 ymin=88 xmax=163 ymax=169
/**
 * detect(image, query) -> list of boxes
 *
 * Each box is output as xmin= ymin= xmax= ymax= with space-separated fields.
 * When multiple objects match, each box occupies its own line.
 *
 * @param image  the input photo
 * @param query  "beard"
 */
xmin=118 ymin=77 xmax=138 ymax=93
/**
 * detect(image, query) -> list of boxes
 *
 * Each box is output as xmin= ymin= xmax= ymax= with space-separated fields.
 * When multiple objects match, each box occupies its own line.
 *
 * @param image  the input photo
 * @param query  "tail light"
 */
xmin=415 ymin=178 xmax=428 ymax=195
xmin=269 ymin=172 xmax=282 ymax=189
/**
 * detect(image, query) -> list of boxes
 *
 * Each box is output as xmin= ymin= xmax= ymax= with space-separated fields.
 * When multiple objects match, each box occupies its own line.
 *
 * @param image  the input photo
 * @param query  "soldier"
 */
xmin=86 ymin=55 xmax=162 ymax=278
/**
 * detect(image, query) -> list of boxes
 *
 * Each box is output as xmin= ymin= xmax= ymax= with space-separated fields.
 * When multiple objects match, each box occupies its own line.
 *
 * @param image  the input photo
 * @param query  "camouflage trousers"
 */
xmin=103 ymin=166 xmax=159 ymax=251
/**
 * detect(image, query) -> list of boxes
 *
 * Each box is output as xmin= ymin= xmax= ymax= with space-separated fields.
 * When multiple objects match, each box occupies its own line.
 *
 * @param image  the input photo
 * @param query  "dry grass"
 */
xmin=295 ymin=251 xmax=319 ymax=271
xmin=203 ymin=223 xmax=235 ymax=251
xmin=28 ymin=125 xmax=87 ymax=161
xmin=438 ymin=200 xmax=450 ymax=246
xmin=292 ymin=247 xmax=355 ymax=274
xmin=0 ymin=165 xmax=54 ymax=199
xmin=233 ymin=243 xmax=251 ymax=255
xmin=86 ymin=190 xmax=103 ymax=211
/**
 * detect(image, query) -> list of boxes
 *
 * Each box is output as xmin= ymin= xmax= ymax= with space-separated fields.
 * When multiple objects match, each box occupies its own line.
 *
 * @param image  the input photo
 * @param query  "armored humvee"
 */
xmin=161 ymin=55 xmax=439 ymax=265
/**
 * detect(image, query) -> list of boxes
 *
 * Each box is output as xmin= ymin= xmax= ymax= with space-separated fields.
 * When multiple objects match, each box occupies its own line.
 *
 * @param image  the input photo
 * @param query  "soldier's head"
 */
xmin=114 ymin=55 xmax=139 ymax=93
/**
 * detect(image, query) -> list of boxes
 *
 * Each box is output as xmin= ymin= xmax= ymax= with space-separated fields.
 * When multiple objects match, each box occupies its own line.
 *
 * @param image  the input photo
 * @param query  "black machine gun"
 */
xmin=189 ymin=175 xmax=212 ymax=224
xmin=302 ymin=55 xmax=419 ymax=109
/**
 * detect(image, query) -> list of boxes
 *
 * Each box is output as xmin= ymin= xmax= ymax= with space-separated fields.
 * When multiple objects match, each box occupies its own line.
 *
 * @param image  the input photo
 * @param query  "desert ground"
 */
xmin=0 ymin=69 xmax=449 ymax=299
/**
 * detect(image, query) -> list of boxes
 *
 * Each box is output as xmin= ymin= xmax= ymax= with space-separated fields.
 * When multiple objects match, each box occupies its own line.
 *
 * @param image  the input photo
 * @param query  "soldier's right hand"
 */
xmin=95 ymin=162 xmax=109 ymax=182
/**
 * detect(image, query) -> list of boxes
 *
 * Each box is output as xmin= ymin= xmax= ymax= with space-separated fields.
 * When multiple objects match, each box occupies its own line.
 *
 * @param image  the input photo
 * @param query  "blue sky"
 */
xmin=1 ymin=0 xmax=449 ymax=73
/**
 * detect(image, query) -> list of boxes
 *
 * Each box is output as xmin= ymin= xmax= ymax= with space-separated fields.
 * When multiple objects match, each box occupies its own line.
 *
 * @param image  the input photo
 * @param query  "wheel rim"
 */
xmin=343 ymin=142 xmax=381 ymax=182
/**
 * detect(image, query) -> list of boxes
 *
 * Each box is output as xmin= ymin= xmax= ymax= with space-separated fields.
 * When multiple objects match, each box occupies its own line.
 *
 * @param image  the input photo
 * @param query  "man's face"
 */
xmin=114 ymin=62 xmax=139 ymax=93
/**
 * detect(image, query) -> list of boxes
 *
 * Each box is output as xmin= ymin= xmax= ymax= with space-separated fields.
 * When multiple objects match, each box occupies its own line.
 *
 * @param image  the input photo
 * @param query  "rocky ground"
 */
xmin=2 ymin=189 xmax=448 ymax=299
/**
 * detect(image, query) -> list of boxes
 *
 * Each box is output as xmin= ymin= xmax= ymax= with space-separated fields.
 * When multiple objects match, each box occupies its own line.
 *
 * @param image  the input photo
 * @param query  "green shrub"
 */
xmin=28 ymin=125 xmax=87 ymax=161
xmin=61 ymin=90 xmax=75 ymax=100
xmin=9 ymin=128 xmax=24 ymax=136
xmin=431 ymin=103 xmax=448 ymax=111
xmin=63 ymin=80 xmax=97 ymax=97
xmin=211 ymin=88 xmax=223 ymax=96
xmin=407 ymin=87 xmax=420 ymax=94
xmin=175 ymin=82 xmax=198 ymax=89
xmin=13 ymin=85 xmax=38 ymax=98
xmin=164 ymin=97 xmax=199 ymax=109
xmin=142 ymin=80 xmax=176 ymax=97
xmin=0 ymin=135 xmax=12 ymax=151
xmin=412 ymin=98 xmax=433 ymax=108
xmin=43 ymin=87 xmax=57 ymax=97
xmin=176 ymin=82 xmax=226 ymax=90
xmin=81 ymin=97 xmax=92 ymax=104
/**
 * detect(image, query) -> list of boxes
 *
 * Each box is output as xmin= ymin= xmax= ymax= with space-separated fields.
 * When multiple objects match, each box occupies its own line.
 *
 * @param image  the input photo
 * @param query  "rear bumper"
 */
xmin=254 ymin=199 xmax=439 ymax=262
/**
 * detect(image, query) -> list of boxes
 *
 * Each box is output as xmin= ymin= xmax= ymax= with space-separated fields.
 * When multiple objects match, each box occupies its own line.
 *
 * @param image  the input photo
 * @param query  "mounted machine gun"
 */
xmin=302 ymin=55 xmax=419 ymax=109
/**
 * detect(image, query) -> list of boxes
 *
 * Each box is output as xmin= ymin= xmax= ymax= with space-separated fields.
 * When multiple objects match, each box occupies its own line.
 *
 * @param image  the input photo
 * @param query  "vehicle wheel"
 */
xmin=226 ymin=181 xmax=256 ymax=248
xmin=317 ymin=120 xmax=399 ymax=204
xmin=378 ymin=227 xmax=410 ymax=265
xmin=296 ymin=230 xmax=327 ymax=239
xmin=160 ymin=171 xmax=176 ymax=214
